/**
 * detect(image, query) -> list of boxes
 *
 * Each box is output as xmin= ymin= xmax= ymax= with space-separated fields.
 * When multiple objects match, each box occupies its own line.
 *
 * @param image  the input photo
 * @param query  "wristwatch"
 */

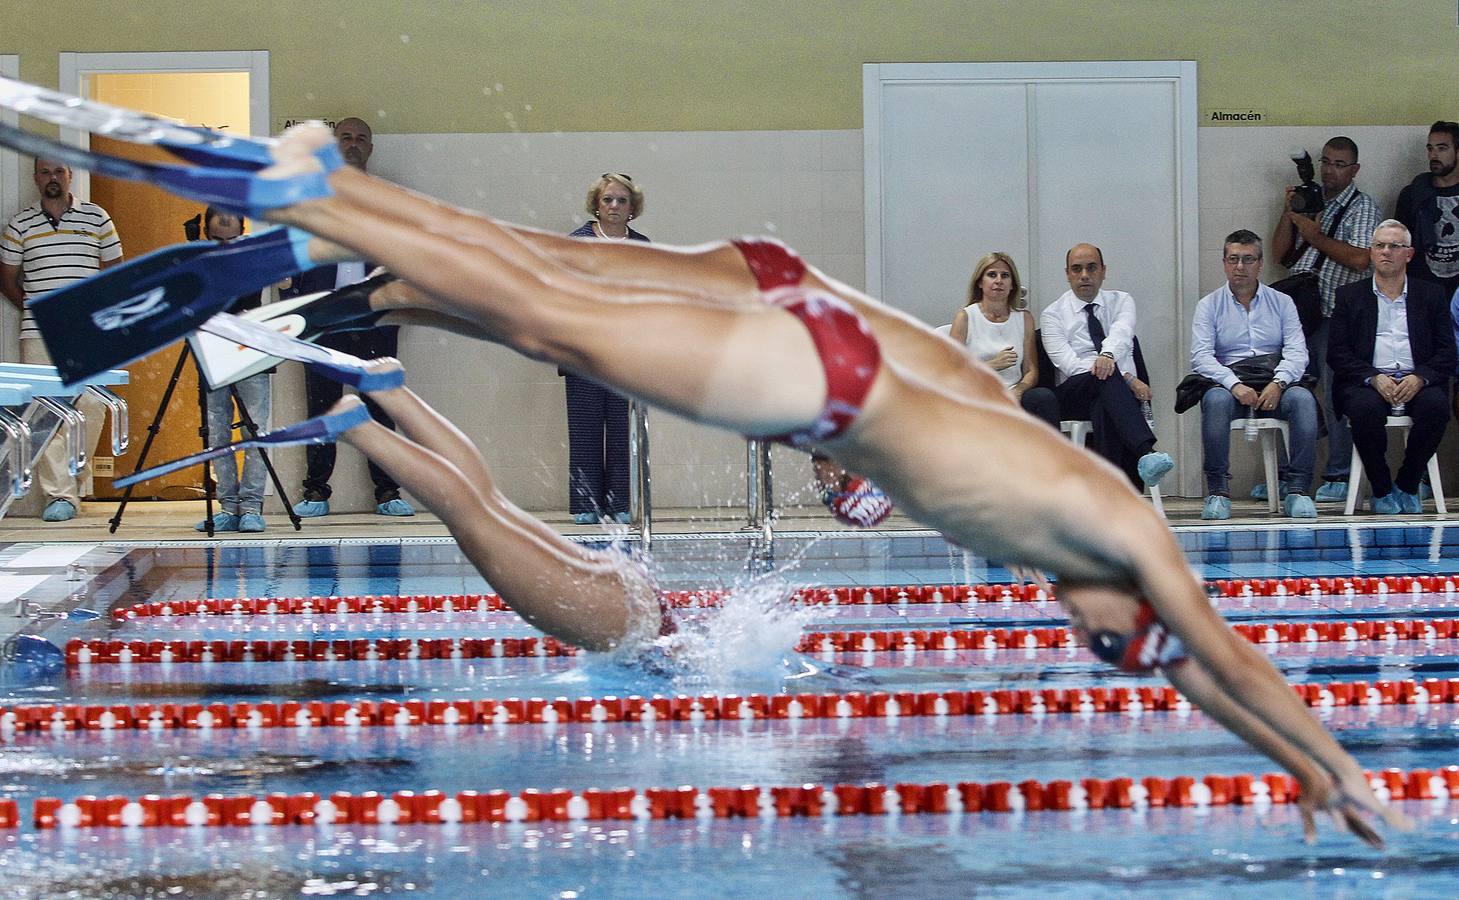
xmin=1273 ymin=379 xmax=1288 ymax=390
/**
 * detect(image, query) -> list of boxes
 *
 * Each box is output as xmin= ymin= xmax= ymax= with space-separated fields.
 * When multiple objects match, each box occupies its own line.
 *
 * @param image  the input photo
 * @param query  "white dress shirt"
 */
xmin=1189 ymin=282 xmax=1308 ymax=389
xmin=1372 ymin=278 xmax=1414 ymax=375
xmin=334 ymin=260 xmax=367 ymax=289
xmin=1039 ymin=289 xmax=1138 ymax=385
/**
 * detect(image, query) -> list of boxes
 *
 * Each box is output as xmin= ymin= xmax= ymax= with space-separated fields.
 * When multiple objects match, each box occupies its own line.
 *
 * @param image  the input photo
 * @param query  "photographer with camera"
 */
xmin=1269 ymin=137 xmax=1380 ymax=502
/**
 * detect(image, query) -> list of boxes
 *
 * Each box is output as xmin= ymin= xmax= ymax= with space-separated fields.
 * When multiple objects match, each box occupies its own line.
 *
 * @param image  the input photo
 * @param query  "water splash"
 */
xmin=676 ymin=574 xmax=813 ymax=687
xmin=564 ymin=566 xmax=815 ymax=695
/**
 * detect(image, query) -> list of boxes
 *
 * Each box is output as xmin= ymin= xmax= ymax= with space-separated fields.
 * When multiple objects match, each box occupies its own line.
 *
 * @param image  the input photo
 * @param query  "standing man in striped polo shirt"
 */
xmin=0 ymin=158 xmax=124 ymax=522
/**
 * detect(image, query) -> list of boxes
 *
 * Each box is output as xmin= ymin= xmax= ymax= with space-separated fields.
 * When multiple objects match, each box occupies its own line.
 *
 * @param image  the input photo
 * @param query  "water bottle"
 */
xmin=1391 ymin=402 xmax=1406 ymax=417
xmin=1244 ymin=408 xmax=1259 ymax=442
xmin=1140 ymin=399 xmax=1155 ymax=430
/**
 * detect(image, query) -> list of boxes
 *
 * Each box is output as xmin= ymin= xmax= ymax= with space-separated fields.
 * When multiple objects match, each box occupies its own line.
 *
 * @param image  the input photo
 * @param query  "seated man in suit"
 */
xmin=1190 ymin=230 xmax=1318 ymax=520
xmin=1040 ymin=243 xmax=1172 ymax=488
xmin=1329 ymin=220 xmax=1455 ymax=514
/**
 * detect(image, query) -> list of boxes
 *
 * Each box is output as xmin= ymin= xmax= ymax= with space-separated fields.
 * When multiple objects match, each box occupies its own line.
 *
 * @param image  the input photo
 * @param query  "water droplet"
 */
xmin=376 ymin=109 xmax=387 ymax=118
xmin=523 ymin=104 xmax=532 ymax=112
xmin=400 ymin=34 xmax=411 ymax=44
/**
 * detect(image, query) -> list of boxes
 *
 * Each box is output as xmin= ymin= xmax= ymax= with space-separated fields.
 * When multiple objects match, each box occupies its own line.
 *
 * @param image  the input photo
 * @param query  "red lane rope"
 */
xmin=65 ymin=615 xmax=1459 ymax=665
xmin=105 ymin=574 xmax=1459 ymax=621
xmin=10 ymin=676 xmax=1458 ymax=734
xmin=21 ymin=765 xmax=1459 ymax=829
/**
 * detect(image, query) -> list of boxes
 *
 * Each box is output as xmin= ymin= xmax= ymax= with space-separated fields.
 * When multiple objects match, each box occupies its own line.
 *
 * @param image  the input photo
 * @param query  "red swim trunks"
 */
xmin=730 ymin=238 xmax=881 ymax=447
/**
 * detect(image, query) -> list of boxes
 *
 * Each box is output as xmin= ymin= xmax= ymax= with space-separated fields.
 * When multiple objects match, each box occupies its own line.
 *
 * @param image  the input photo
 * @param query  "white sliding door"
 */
xmin=865 ymin=61 xmax=1200 ymax=493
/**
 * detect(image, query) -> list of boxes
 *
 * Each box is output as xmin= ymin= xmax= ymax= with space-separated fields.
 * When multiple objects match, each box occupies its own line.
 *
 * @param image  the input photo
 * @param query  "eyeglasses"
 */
xmin=1224 ymin=254 xmax=1261 ymax=267
xmin=1373 ymin=241 xmax=1412 ymax=251
xmin=1318 ymin=157 xmax=1356 ymax=169
xmin=602 ymin=172 xmax=633 ymax=182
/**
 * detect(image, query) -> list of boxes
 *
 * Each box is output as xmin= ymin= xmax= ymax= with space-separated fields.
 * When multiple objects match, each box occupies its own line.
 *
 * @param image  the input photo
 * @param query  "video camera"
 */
xmin=1287 ymin=150 xmax=1325 ymax=216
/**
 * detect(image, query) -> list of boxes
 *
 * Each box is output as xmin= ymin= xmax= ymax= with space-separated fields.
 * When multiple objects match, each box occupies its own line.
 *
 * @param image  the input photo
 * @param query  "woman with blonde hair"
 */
xmin=950 ymin=252 xmax=1059 ymax=429
xmin=561 ymin=173 xmax=650 ymax=524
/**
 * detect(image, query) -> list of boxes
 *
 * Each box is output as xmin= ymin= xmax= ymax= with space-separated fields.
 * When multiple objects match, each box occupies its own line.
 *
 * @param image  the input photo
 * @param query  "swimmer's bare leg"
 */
xmin=332 ymin=384 xmax=656 ymax=652
xmin=263 ymin=137 xmax=829 ymax=436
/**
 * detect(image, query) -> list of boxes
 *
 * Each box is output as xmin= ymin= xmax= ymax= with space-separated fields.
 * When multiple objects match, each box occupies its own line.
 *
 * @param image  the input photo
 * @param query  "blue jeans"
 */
xmin=1307 ymin=318 xmax=1351 ymax=481
xmin=205 ymin=373 xmax=271 ymax=515
xmin=1200 ymin=385 xmax=1318 ymax=497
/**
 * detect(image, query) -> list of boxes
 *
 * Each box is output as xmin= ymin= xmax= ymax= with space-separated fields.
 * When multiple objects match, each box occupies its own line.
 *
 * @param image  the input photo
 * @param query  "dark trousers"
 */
xmin=1055 ymin=372 xmax=1155 ymax=485
xmin=565 ymin=373 xmax=629 ymax=515
xmin=1342 ymin=382 xmax=1449 ymax=497
xmin=301 ymin=327 xmax=401 ymax=502
xmin=1019 ymin=386 xmax=1061 ymax=431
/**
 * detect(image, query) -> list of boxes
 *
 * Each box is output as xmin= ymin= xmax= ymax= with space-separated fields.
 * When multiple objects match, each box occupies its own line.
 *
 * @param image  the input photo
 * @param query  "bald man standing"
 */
xmin=0 ymin=158 xmax=124 ymax=522
xmin=1040 ymin=244 xmax=1172 ymax=488
xmin=284 ymin=117 xmax=414 ymax=518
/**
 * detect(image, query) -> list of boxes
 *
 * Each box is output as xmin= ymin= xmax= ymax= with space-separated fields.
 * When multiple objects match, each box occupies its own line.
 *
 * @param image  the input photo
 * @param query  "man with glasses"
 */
xmin=1328 ymin=221 xmax=1453 ymax=515
xmin=1191 ymin=230 xmax=1318 ymax=520
xmin=1270 ymin=137 xmax=1380 ymax=503
xmin=1396 ymin=121 xmax=1459 ymax=301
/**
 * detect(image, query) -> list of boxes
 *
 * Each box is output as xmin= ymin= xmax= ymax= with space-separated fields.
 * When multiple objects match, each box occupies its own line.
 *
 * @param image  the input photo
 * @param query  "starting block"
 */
xmin=0 ymin=365 xmax=128 ymax=521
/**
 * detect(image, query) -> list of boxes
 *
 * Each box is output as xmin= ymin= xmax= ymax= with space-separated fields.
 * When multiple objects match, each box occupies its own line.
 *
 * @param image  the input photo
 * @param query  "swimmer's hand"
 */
xmin=1298 ymin=768 xmax=1414 ymax=849
xmin=1007 ymin=564 xmax=1051 ymax=594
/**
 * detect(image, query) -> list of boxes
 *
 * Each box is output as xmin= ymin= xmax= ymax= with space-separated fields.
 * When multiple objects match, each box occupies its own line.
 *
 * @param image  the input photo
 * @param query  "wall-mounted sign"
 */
xmin=278 ymin=117 xmax=340 ymax=132
xmin=1206 ymin=108 xmax=1267 ymax=124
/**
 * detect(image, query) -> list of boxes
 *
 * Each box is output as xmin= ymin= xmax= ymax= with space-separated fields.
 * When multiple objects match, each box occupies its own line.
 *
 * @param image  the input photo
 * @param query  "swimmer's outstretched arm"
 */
xmin=333 ymin=364 xmax=661 ymax=651
xmin=1128 ymin=543 xmax=1412 ymax=843
xmin=1162 ymin=660 xmax=1390 ymax=846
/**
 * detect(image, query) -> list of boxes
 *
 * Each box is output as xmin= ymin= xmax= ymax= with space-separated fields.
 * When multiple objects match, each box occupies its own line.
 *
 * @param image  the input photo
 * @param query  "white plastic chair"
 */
xmin=1231 ymin=417 xmax=1290 ymax=513
xmin=1343 ymin=415 xmax=1447 ymax=515
xmin=1060 ymin=420 xmax=1165 ymax=517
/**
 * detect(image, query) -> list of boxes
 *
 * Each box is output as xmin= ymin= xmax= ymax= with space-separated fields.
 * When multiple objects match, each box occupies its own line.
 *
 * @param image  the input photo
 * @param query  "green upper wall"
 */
xmin=4 ymin=1 xmax=1456 ymax=133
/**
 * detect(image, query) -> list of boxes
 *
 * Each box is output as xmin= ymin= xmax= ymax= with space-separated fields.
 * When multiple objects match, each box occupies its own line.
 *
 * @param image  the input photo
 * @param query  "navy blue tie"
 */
xmin=1084 ymin=303 xmax=1107 ymax=352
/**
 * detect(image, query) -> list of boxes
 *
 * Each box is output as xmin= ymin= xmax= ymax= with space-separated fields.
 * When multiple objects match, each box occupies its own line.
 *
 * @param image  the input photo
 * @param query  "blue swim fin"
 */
xmin=0 ymin=121 xmax=336 ymax=217
xmin=198 ymin=313 xmax=405 ymax=391
xmin=112 ymin=403 xmax=372 ymax=489
xmin=0 ymin=75 xmax=275 ymax=169
xmin=30 ymin=226 xmax=318 ymax=386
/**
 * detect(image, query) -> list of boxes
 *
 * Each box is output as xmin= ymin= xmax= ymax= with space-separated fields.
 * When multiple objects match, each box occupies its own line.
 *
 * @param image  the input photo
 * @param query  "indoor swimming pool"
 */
xmin=1 ymin=524 xmax=1458 ymax=898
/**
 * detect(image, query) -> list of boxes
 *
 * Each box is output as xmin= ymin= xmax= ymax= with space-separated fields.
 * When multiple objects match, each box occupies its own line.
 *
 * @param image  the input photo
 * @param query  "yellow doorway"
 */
xmin=86 ymin=71 xmax=251 ymax=499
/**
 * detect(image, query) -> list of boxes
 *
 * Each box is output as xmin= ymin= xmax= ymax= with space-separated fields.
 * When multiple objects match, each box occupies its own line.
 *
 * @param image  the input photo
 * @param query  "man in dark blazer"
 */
xmin=1328 ymin=219 xmax=1455 ymax=514
xmin=284 ymin=117 xmax=413 ymax=518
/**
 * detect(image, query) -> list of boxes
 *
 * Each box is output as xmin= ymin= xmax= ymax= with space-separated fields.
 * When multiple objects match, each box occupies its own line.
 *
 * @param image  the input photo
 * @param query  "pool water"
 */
xmin=2 ymin=524 xmax=1458 ymax=898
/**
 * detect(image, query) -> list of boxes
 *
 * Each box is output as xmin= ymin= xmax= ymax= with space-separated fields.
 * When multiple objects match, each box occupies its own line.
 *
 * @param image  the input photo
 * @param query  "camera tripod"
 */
xmin=108 ymin=343 xmax=302 ymax=535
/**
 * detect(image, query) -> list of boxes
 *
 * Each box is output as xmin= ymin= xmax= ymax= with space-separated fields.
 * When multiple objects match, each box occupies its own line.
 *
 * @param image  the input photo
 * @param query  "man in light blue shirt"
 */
xmin=1191 ymin=230 xmax=1319 ymax=520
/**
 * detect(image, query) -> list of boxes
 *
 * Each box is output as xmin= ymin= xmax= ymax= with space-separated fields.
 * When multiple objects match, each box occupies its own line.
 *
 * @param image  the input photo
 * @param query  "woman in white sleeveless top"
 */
xmin=949 ymin=252 xmax=1060 ymax=429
